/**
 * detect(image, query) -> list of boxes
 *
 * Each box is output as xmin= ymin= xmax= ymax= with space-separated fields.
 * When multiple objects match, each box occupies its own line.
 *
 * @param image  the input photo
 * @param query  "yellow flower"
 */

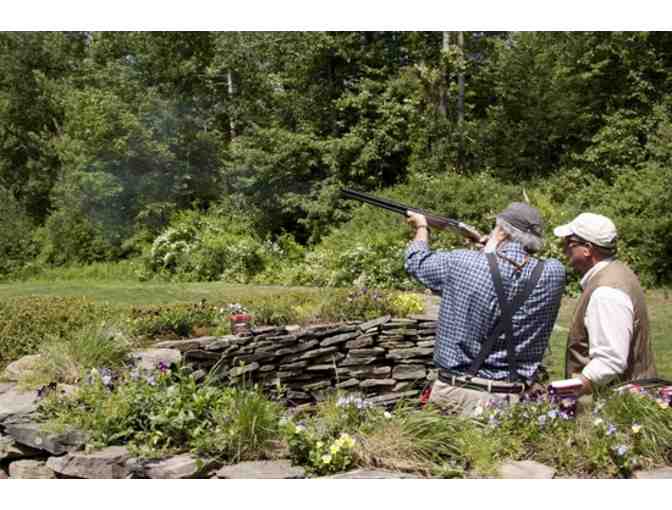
xmin=593 ymin=418 xmax=604 ymax=427
xmin=321 ymin=454 xmax=332 ymax=464
xmin=339 ymin=433 xmax=355 ymax=448
xmin=631 ymin=424 xmax=642 ymax=434
xmin=330 ymin=444 xmax=340 ymax=455
xmin=656 ymin=399 xmax=670 ymax=409
xmin=316 ymin=441 xmax=324 ymax=449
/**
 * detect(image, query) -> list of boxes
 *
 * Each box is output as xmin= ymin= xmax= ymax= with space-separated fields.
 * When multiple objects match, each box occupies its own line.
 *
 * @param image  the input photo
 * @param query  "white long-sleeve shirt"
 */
xmin=580 ymin=259 xmax=634 ymax=385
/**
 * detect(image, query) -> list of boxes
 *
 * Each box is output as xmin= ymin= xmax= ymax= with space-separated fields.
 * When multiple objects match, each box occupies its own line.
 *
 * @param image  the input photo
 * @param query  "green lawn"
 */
xmin=1 ymin=280 xmax=670 ymax=379
xmin=0 ymin=280 xmax=322 ymax=306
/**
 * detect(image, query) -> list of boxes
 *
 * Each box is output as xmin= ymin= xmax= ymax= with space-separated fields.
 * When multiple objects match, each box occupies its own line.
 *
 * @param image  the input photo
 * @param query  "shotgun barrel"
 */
xmin=340 ymin=188 xmax=484 ymax=243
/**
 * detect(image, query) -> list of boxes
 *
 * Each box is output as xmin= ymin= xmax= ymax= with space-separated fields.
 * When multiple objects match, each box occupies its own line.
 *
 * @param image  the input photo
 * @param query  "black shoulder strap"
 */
xmin=466 ymin=254 xmax=546 ymax=381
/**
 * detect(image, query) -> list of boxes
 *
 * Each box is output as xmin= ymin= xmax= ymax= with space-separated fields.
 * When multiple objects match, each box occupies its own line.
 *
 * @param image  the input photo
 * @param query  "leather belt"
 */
xmin=438 ymin=369 xmax=526 ymax=394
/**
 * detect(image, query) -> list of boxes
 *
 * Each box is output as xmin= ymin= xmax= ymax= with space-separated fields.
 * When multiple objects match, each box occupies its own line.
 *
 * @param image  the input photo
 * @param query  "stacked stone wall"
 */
xmin=166 ymin=314 xmax=438 ymax=406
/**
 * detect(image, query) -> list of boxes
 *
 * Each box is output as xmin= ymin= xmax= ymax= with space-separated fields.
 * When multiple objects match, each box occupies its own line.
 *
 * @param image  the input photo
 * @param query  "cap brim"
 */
xmin=553 ymin=224 xmax=574 ymax=238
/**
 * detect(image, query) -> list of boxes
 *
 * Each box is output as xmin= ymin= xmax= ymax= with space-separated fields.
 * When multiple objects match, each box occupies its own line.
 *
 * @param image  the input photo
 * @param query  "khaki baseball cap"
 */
xmin=553 ymin=213 xmax=618 ymax=248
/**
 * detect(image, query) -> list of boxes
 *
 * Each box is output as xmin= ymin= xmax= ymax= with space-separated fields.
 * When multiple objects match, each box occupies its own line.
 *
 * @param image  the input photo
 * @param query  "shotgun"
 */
xmin=340 ymin=188 xmax=485 ymax=243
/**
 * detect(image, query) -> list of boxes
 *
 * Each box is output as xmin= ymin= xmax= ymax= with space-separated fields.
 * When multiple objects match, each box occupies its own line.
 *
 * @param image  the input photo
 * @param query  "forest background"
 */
xmin=2 ymin=31 xmax=672 ymax=291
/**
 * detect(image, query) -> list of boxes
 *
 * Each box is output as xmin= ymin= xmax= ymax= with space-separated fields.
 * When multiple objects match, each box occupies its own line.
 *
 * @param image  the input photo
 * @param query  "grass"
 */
xmin=1 ymin=279 xmax=670 ymax=379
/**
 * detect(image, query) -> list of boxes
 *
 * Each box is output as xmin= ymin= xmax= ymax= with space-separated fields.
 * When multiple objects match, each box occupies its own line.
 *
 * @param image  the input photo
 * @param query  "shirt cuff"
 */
xmin=581 ymin=361 xmax=619 ymax=387
xmin=406 ymin=239 xmax=429 ymax=254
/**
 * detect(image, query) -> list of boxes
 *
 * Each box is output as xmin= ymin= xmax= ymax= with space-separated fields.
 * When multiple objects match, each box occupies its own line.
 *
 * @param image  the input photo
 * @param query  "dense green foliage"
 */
xmin=2 ymin=32 xmax=672 ymax=286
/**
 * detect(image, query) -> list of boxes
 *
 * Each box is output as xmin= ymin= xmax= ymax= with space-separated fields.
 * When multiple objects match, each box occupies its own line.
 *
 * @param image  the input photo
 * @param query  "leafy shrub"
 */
xmin=39 ymin=366 xmax=283 ymax=462
xmin=142 ymin=207 xmax=271 ymax=283
xmin=0 ymin=297 xmax=118 ymax=370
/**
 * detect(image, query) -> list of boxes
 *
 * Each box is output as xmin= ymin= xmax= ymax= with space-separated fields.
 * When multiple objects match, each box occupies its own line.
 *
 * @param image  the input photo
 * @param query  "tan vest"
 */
xmin=565 ymin=260 xmax=656 ymax=382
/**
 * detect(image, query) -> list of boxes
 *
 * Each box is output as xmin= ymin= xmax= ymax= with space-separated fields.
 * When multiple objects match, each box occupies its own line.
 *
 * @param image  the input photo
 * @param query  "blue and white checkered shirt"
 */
xmin=405 ymin=240 xmax=566 ymax=381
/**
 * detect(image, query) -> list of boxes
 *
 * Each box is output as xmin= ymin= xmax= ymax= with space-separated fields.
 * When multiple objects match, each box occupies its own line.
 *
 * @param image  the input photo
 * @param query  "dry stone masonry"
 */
xmin=163 ymin=314 xmax=439 ymax=406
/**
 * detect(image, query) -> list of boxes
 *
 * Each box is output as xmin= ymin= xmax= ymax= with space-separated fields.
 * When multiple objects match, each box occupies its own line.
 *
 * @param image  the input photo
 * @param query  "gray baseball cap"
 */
xmin=497 ymin=202 xmax=544 ymax=237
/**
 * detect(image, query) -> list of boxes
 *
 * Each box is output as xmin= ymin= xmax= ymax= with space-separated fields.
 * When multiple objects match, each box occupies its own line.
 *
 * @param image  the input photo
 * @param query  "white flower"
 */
xmin=321 ymin=454 xmax=332 ymax=465
xmin=383 ymin=411 xmax=392 ymax=419
xmin=593 ymin=418 xmax=604 ymax=427
xmin=473 ymin=405 xmax=484 ymax=417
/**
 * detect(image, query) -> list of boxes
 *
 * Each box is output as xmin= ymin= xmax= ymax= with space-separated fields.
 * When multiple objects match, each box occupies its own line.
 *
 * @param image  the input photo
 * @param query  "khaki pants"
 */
xmin=428 ymin=378 xmax=521 ymax=417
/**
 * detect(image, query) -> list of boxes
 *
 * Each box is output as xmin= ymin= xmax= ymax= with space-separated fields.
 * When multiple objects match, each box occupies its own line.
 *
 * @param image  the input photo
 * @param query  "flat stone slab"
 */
xmin=320 ymin=469 xmax=419 ymax=479
xmin=215 ymin=460 xmax=306 ymax=479
xmin=498 ymin=460 xmax=556 ymax=479
xmin=47 ymin=446 xmax=131 ymax=479
xmin=4 ymin=422 xmax=87 ymax=455
xmin=0 ymin=387 xmax=39 ymax=423
xmin=0 ymin=382 xmax=16 ymax=394
xmin=632 ymin=467 xmax=672 ymax=479
xmin=145 ymin=453 xmax=207 ymax=479
xmin=153 ymin=337 xmax=215 ymax=352
xmin=1 ymin=433 xmax=43 ymax=461
xmin=9 ymin=459 xmax=56 ymax=479
xmin=130 ymin=348 xmax=182 ymax=371
xmin=2 ymin=354 xmax=44 ymax=381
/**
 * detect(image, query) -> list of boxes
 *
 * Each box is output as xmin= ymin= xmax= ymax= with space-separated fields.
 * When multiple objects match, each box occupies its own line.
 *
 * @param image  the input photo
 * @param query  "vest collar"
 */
xmin=580 ymin=257 xmax=616 ymax=289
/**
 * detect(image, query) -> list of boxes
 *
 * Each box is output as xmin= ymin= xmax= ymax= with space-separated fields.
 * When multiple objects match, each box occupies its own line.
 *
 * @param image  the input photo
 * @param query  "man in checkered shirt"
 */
xmin=405 ymin=203 xmax=565 ymax=416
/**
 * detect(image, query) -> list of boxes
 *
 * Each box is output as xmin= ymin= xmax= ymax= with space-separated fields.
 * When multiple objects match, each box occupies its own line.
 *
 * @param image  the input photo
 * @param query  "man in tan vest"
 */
xmin=553 ymin=213 xmax=656 ymax=396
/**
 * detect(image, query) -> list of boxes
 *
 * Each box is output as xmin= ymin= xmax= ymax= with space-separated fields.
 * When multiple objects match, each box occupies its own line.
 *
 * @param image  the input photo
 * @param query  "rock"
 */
xmin=0 ymin=467 xmax=7 ymax=479
xmin=251 ymin=326 xmax=280 ymax=335
xmin=386 ymin=348 xmax=434 ymax=360
xmin=264 ymin=334 xmax=300 ymax=345
xmin=345 ymin=336 xmax=375 ymax=349
xmin=286 ymin=390 xmax=310 ymax=400
xmin=215 ymin=460 xmax=306 ymax=479
xmin=0 ymin=382 xmax=16 ymax=394
xmin=229 ymin=362 xmax=260 ymax=378
xmin=4 ymin=422 xmax=87 ymax=455
xmin=2 ymin=354 xmax=43 ymax=381
xmin=153 ymin=337 xmax=215 ymax=352
xmin=360 ymin=379 xmax=396 ymax=388
xmin=343 ymin=366 xmax=391 ymax=378
xmin=319 ymin=332 xmax=359 ymax=347
xmin=278 ymin=361 xmax=308 ymax=370
xmin=392 ymin=365 xmax=427 ymax=380
xmin=632 ymin=467 xmax=672 ymax=479
xmin=275 ymin=340 xmax=319 ymax=357
xmin=339 ymin=356 xmax=379 ymax=367
xmin=130 ymin=348 xmax=182 ymax=371
xmin=46 ymin=446 xmax=131 ymax=479
xmin=417 ymin=340 xmax=435 ymax=348
xmin=184 ymin=350 xmax=222 ymax=362
xmin=320 ymin=468 xmax=418 ymax=479
xmin=306 ymin=364 xmax=336 ymax=372
xmin=365 ymin=390 xmax=419 ymax=406
xmin=283 ymin=325 xmax=302 ymax=334
xmin=232 ymin=351 xmax=278 ymax=364
xmin=298 ymin=346 xmax=338 ymax=360
xmin=358 ymin=315 xmax=391 ymax=332
xmin=335 ymin=378 xmax=360 ymax=389
xmin=304 ymin=381 xmax=332 ymax=391
xmin=205 ymin=336 xmax=241 ymax=352
xmin=393 ymin=381 xmax=415 ymax=392
xmin=0 ymin=433 xmax=43 ymax=461
xmin=0 ymin=387 xmax=39 ymax=424
xmin=9 ymin=459 xmax=56 ymax=478
xmin=145 ymin=453 xmax=207 ymax=479
xmin=498 ymin=460 xmax=556 ymax=479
